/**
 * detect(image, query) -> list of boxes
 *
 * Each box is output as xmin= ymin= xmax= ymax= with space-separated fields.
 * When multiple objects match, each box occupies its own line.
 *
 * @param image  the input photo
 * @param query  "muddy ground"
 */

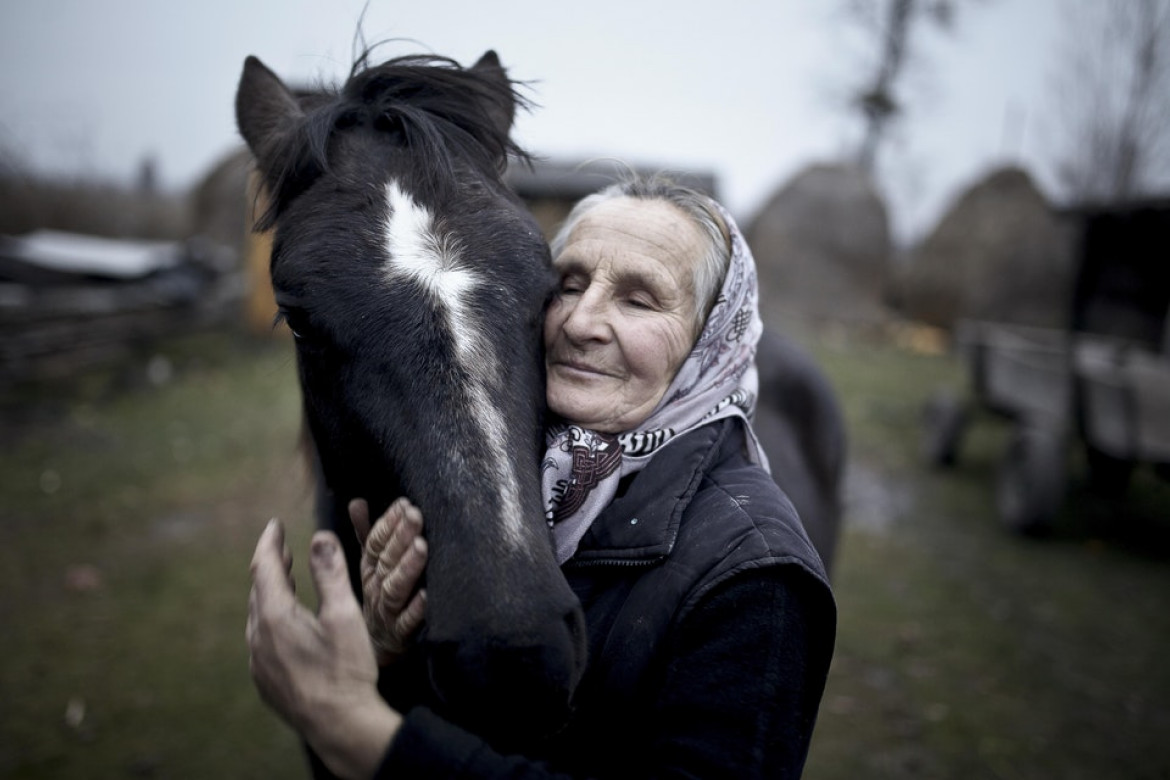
xmin=2 ymin=328 xmax=1168 ymax=779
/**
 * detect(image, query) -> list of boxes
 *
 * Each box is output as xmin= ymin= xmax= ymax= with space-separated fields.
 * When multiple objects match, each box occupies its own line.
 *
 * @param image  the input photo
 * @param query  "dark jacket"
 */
xmin=376 ymin=417 xmax=837 ymax=778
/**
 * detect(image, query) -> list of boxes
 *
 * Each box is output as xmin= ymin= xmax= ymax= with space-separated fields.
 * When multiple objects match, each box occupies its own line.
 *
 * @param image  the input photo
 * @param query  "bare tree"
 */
xmin=1048 ymin=0 xmax=1170 ymax=204
xmin=842 ymin=0 xmax=970 ymax=174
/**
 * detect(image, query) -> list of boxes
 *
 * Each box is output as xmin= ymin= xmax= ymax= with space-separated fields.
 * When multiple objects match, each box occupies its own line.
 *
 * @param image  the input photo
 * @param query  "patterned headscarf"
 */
xmin=541 ymin=198 xmax=768 ymax=564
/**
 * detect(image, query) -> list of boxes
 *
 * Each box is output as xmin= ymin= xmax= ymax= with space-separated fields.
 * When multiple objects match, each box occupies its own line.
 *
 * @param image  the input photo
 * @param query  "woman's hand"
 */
xmin=349 ymin=498 xmax=428 ymax=666
xmin=247 ymin=519 xmax=400 ymax=780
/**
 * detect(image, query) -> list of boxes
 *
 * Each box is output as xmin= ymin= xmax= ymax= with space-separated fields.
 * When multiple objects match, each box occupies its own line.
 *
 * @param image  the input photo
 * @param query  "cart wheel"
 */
xmin=921 ymin=389 xmax=968 ymax=468
xmin=996 ymin=424 xmax=1067 ymax=536
xmin=1085 ymin=445 xmax=1134 ymax=498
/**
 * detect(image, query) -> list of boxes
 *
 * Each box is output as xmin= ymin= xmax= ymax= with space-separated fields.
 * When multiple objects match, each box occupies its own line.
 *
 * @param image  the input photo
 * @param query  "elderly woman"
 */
xmin=247 ymin=177 xmax=836 ymax=779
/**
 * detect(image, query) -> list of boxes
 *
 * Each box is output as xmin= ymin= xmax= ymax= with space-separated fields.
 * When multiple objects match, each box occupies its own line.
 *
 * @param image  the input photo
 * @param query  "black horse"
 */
xmin=235 ymin=51 xmax=586 ymax=746
xmin=754 ymin=328 xmax=846 ymax=577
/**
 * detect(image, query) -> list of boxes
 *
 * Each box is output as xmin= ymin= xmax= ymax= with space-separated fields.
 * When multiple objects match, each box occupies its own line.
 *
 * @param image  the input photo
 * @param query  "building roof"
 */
xmin=506 ymin=158 xmax=719 ymax=202
xmin=0 ymin=230 xmax=183 ymax=282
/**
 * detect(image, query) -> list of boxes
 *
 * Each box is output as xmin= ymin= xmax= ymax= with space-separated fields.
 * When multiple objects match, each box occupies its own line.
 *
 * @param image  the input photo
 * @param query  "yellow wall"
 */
xmin=243 ymin=172 xmax=281 ymax=337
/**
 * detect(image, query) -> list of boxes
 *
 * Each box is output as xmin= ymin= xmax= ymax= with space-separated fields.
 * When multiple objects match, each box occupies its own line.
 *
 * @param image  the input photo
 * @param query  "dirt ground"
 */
xmin=2 ymin=328 xmax=1169 ymax=779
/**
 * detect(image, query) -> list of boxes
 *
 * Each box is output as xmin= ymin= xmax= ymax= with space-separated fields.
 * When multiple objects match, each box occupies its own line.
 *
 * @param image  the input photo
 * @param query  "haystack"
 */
xmin=746 ymin=163 xmax=892 ymax=326
xmin=894 ymin=166 xmax=1075 ymax=330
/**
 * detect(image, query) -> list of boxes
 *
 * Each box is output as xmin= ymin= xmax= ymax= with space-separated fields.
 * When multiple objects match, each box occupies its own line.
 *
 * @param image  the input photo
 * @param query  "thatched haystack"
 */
xmin=746 ymin=163 xmax=892 ymax=325
xmin=893 ymin=166 xmax=1076 ymax=330
xmin=191 ymin=149 xmax=252 ymax=253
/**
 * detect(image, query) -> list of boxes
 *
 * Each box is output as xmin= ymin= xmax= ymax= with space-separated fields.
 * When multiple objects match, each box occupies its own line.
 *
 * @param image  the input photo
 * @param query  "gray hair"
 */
xmin=549 ymin=174 xmax=732 ymax=334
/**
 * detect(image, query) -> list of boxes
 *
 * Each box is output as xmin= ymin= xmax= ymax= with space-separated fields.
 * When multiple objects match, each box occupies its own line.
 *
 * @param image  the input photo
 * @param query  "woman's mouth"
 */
xmin=553 ymin=358 xmax=613 ymax=379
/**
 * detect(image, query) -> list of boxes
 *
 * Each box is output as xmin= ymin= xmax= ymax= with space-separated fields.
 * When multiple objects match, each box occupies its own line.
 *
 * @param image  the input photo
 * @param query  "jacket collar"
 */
xmin=565 ymin=420 xmax=734 ymax=566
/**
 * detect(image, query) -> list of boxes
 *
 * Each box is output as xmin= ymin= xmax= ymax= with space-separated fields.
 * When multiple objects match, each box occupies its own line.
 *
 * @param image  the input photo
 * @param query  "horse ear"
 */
xmin=235 ymin=56 xmax=304 ymax=184
xmin=470 ymin=50 xmax=516 ymax=137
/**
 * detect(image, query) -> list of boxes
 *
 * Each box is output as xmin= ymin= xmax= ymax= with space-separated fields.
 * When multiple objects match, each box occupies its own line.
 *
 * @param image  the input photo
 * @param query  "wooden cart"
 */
xmin=923 ymin=199 xmax=1170 ymax=534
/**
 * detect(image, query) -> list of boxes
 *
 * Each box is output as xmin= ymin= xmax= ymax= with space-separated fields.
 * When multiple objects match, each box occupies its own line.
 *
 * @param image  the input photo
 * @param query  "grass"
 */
xmin=1 ymin=325 xmax=1168 ymax=778
xmin=803 ymin=329 xmax=1170 ymax=780
xmin=0 ymin=331 xmax=313 ymax=778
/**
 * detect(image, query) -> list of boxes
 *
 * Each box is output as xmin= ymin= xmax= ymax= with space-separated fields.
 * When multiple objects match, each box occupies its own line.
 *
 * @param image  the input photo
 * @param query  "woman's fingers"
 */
xmin=377 ymin=535 xmax=427 ymax=616
xmin=247 ymin=519 xmax=301 ymax=665
xmin=250 ymin=519 xmax=293 ymax=606
xmin=395 ymin=589 xmax=427 ymax=640
xmin=368 ymin=585 xmax=428 ymax=666
xmin=349 ymin=498 xmax=372 ymax=546
xmin=310 ymin=531 xmax=365 ymax=630
xmin=245 ymin=522 xmax=389 ymax=766
xmin=353 ymin=499 xmax=428 ymax=664
xmin=368 ymin=498 xmax=422 ymax=558
xmin=364 ymin=500 xmax=423 ymax=591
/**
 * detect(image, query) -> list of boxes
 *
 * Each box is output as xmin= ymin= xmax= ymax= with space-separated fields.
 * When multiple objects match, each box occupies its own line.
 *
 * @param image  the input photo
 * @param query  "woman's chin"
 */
xmin=548 ymin=396 xmax=613 ymax=433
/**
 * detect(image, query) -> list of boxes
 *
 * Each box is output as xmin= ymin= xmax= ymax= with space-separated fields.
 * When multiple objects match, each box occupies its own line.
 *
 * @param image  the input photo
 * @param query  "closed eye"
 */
xmin=557 ymin=277 xmax=585 ymax=296
xmin=273 ymin=307 xmax=309 ymax=340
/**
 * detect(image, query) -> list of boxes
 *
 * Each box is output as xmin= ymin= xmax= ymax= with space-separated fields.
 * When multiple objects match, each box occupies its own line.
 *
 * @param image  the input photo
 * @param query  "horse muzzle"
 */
xmin=423 ymin=596 xmax=588 ymax=747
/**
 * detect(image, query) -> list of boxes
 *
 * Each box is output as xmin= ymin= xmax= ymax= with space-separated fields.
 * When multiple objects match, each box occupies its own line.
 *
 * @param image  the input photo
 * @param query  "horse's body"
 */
xmin=754 ymin=328 xmax=846 ymax=577
xmin=235 ymin=51 xmax=585 ymax=745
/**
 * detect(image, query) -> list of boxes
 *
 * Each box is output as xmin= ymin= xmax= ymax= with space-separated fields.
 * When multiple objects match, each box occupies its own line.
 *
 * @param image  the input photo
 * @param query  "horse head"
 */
xmin=235 ymin=50 xmax=585 ymax=744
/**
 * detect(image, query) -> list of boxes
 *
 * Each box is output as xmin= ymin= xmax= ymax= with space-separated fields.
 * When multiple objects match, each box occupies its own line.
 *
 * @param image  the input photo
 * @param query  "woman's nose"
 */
xmin=560 ymin=292 xmax=611 ymax=343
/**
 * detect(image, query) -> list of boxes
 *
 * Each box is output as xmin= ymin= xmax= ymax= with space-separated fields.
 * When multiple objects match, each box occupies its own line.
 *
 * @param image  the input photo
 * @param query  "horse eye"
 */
xmin=274 ymin=307 xmax=311 ymax=341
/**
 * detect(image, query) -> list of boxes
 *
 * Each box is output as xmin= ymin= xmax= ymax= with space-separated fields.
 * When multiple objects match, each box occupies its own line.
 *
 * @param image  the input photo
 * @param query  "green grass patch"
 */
xmin=802 ymin=333 xmax=1170 ymax=780
xmin=0 ymin=331 xmax=316 ymax=779
xmin=2 ymin=327 xmax=1168 ymax=778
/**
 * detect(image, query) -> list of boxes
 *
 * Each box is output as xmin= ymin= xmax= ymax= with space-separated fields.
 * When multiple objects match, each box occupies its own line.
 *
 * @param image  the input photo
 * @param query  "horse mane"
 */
xmin=257 ymin=52 xmax=534 ymax=231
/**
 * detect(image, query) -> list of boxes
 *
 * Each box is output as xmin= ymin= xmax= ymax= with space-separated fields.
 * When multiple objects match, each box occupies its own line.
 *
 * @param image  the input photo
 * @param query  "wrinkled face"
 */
xmin=544 ymin=197 xmax=704 ymax=433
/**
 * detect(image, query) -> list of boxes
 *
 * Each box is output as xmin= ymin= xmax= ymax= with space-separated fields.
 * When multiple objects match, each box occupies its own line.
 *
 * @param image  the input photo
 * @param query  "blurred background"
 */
xmin=2 ymin=0 xmax=1169 ymax=777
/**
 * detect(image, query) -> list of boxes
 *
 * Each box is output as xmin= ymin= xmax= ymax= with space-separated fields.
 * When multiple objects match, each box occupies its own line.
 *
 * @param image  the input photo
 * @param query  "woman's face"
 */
xmin=544 ymin=197 xmax=704 ymax=433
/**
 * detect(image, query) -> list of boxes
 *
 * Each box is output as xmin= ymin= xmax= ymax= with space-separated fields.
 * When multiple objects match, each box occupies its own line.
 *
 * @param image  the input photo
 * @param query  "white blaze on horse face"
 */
xmin=381 ymin=181 xmax=525 ymax=551
xmin=383 ymin=182 xmax=478 ymax=312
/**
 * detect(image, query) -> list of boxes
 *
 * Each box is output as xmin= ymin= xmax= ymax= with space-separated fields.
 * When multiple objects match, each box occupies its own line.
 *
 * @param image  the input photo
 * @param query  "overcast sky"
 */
xmin=0 ymin=0 xmax=1065 ymax=242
